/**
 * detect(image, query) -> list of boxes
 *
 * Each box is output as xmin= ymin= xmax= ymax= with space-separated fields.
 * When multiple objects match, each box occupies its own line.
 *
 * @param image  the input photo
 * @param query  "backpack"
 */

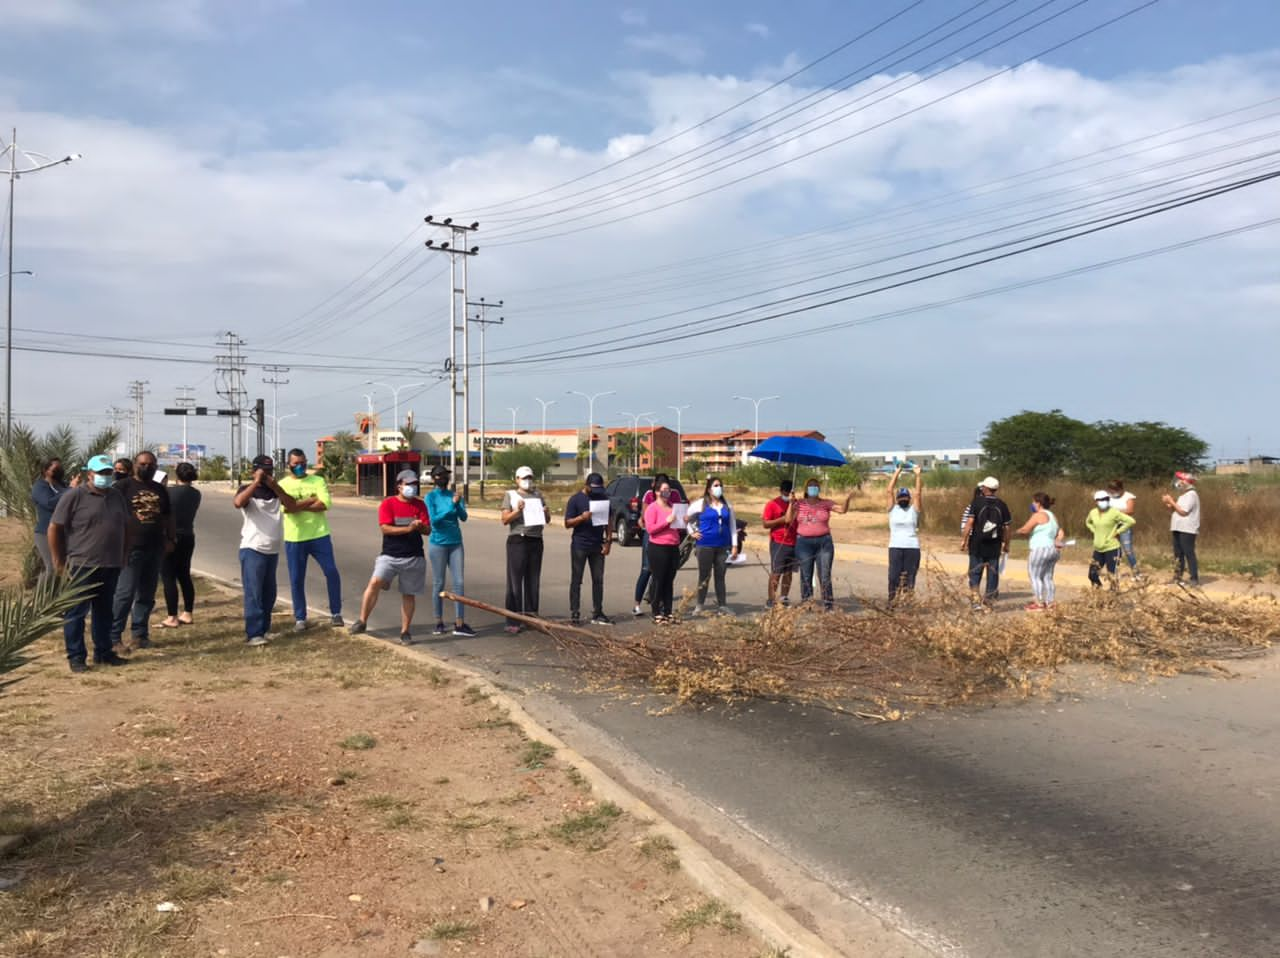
xmin=974 ymin=498 xmax=1006 ymax=542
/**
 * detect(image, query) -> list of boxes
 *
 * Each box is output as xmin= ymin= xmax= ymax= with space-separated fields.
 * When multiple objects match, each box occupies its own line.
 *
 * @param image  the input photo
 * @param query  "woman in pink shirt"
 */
xmin=643 ymin=480 xmax=682 ymax=622
xmin=793 ymin=477 xmax=854 ymax=610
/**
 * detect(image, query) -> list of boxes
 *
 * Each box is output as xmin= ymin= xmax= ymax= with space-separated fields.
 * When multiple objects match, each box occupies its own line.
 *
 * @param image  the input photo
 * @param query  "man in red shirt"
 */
xmin=349 ymin=470 xmax=430 ymax=644
xmin=762 ymin=479 xmax=798 ymax=607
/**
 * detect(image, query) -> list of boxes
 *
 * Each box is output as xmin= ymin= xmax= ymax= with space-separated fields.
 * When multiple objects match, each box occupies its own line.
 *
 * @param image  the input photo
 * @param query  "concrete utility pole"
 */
xmin=214 ymin=332 xmax=248 ymax=481
xmin=466 ymin=296 xmax=504 ymax=497
xmin=262 ymin=365 xmax=290 ymax=462
xmin=3 ymin=130 xmax=80 ymax=443
xmin=127 ymin=380 xmax=148 ymax=453
xmin=668 ymin=404 xmax=690 ymax=481
xmin=425 ymin=216 xmax=479 ymax=499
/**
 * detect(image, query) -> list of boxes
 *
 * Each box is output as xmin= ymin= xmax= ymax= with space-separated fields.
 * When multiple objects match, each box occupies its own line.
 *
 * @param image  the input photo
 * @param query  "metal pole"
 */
xmin=668 ymin=405 xmax=689 ymax=482
xmin=5 ymin=129 xmax=15 ymax=443
xmin=448 ymin=251 xmax=457 ymax=476
xmin=479 ymin=318 xmax=487 ymax=491
xmin=461 ymin=245 xmax=471 ymax=498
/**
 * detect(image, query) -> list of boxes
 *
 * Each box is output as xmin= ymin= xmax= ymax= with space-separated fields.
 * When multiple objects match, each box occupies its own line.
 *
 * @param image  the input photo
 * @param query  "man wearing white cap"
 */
xmin=500 ymin=465 xmax=549 ymax=633
xmin=1161 ymin=472 xmax=1201 ymax=586
xmin=960 ymin=476 xmax=1011 ymax=608
xmin=349 ymin=469 xmax=430 ymax=644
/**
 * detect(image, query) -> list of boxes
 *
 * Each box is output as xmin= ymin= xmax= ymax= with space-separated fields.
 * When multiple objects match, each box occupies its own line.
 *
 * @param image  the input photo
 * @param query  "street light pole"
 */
xmin=618 ymin=410 xmax=654 ymax=474
xmin=533 ymin=397 xmax=556 ymax=439
xmin=507 ymin=406 xmax=519 ymax=451
xmin=3 ymin=131 xmax=80 ymax=442
xmin=567 ymin=389 xmax=614 ymax=478
xmin=733 ymin=394 xmax=780 ymax=451
xmin=667 ymin=404 xmax=690 ymax=481
xmin=367 ymin=380 xmax=425 ymax=438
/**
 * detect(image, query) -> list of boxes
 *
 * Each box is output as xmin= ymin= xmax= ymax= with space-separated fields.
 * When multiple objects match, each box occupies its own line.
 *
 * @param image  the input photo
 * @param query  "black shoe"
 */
xmin=570 ymin=612 xmax=581 ymax=626
xmin=69 ymin=660 xmax=87 ymax=674
xmin=432 ymin=621 xmax=447 ymax=636
xmin=93 ymin=652 xmax=129 ymax=667
xmin=399 ymin=631 xmax=414 ymax=645
xmin=590 ymin=613 xmax=614 ymax=626
xmin=134 ymin=637 xmax=152 ymax=649
xmin=330 ymin=614 xmax=345 ymax=627
xmin=349 ymin=620 xmax=367 ymax=635
xmin=452 ymin=622 xmax=476 ymax=637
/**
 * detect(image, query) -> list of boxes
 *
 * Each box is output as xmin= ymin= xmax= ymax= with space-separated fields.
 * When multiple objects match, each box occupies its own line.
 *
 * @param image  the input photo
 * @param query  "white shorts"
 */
xmin=371 ymin=554 xmax=427 ymax=595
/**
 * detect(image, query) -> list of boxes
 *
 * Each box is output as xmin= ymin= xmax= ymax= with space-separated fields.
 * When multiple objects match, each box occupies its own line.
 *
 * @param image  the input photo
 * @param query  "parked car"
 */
xmin=605 ymin=475 xmax=688 ymax=546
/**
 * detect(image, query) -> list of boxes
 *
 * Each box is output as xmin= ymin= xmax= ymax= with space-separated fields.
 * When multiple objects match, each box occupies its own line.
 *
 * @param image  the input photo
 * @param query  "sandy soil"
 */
xmin=0 ymin=584 xmax=766 ymax=958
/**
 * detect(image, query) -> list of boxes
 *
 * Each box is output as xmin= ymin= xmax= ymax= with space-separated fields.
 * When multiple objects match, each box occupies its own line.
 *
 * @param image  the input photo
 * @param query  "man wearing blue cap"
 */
xmin=48 ymin=454 xmax=132 ymax=672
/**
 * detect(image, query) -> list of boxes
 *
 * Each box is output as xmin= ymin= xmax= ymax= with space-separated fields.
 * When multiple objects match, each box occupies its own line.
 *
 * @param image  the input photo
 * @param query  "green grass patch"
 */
xmin=520 ymin=740 xmax=555 ymax=769
xmin=669 ymin=898 xmax=743 ymax=936
xmin=338 ymin=733 xmax=376 ymax=750
xmin=637 ymin=834 xmax=680 ymax=872
xmin=426 ymin=919 xmax=474 ymax=941
xmin=548 ymin=801 xmax=622 ymax=851
xmin=565 ymin=766 xmax=589 ymax=790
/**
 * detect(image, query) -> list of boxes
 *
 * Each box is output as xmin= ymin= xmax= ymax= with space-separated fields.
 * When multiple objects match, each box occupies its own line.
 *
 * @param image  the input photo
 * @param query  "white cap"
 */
xmin=515 ymin=465 xmax=534 ymax=479
xmin=980 ymin=476 xmax=1000 ymax=491
xmin=1093 ymin=489 xmax=1111 ymax=501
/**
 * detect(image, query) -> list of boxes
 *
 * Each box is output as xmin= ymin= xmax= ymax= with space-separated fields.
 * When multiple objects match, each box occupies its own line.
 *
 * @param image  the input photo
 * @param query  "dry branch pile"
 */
xmin=541 ymin=573 xmax=1279 ymax=717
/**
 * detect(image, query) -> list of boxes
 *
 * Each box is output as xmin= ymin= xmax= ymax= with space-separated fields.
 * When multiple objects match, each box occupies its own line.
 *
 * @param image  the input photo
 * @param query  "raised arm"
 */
xmin=831 ymin=490 xmax=856 ymax=515
xmin=888 ymin=467 xmax=903 ymax=509
xmin=913 ymin=465 xmax=923 ymax=510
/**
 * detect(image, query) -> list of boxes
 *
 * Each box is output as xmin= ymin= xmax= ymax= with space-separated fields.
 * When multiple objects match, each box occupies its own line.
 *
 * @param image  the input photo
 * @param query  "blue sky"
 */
xmin=2 ymin=0 xmax=1278 ymax=461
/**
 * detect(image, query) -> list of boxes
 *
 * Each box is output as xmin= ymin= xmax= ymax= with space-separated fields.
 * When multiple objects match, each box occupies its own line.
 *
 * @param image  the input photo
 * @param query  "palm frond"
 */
xmin=0 ymin=571 xmax=98 ymax=682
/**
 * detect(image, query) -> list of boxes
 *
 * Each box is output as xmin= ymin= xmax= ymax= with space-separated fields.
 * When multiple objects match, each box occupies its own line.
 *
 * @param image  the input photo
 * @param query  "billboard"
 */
xmin=155 ymin=443 xmax=207 ymax=464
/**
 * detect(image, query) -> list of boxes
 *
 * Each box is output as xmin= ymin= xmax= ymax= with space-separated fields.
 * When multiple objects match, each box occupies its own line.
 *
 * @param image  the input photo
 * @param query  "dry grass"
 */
xmin=544 ymin=563 xmax=1278 ymax=716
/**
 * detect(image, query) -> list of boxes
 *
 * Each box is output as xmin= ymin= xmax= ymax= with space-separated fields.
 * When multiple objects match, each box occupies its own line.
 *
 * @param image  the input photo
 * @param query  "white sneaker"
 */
xmin=633 ymin=604 xmax=643 ymax=617
xmin=246 ymin=635 xmax=268 ymax=647
xmin=693 ymin=604 xmax=706 ymax=616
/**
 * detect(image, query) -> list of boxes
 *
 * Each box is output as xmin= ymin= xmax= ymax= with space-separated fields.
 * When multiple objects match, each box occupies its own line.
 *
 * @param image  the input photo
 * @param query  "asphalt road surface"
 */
xmin=188 ymin=490 xmax=1279 ymax=958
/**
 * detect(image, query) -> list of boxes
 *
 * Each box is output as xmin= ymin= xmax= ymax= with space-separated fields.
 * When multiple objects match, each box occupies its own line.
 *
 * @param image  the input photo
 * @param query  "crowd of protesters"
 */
xmin=34 ymin=448 xmax=1208 ymax=671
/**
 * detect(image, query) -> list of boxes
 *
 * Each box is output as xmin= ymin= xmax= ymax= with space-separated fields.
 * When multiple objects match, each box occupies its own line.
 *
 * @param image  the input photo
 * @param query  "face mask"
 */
xmin=806 ymin=486 xmax=820 ymax=498
xmin=49 ymin=468 xmax=65 ymax=483
xmin=113 ymin=470 xmax=128 ymax=482
xmin=897 ymin=500 xmax=911 ymax=510
xmin=137 ymin=464 xmax=157 ymax=481
xmin=93 ymin=473 xmax=114 ymax=489
xmin=1030 ymin=502 xmax=1039 ymax=513
xmin=291 ymin=464 xmax=307 ymax=478
xmin=435 ymin=475 xmax=450 ymax=487
xmin=518 ymin=478 xmax=532 ymax=491
xmin=710 ymin=485 xmax=722 ymax=498
xmin=402 ymin=484 xmax=418 ymax=498
xmin=1096 ymin=501 xmax=1110 ymax=511
xmin=659 ymin=489 xmax=671 ymax=501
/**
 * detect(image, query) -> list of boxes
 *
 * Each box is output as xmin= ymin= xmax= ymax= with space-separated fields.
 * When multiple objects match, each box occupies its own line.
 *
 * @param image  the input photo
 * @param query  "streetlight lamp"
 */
xmin=265 ymin=412 xmax=298 ymax=461
xmin=533 ymin=397 xmax=556 ymax=439
xmin=366 ymin=380 xmax=425 ymax=434
xmin=567 ymin=389 xmax=614 ymax=478
xmin=617 ymin=410 xmax=654 ymax=474
xmin=667 ymin=404 xmax=690 ymax=481
xmin=733 ymin=394 xmax=780 ymax=452
xmin=507 ymin=406 xmax=519 ymax=448
xmin=3 ymin=131 xmax=80 ymax=442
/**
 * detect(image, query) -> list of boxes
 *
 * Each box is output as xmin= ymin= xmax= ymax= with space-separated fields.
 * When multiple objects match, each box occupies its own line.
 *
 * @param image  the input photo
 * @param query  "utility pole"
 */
xmin=214 ymin=332 xmax=248 ymax=482
xmin=174 ymin=386 xmax=196 ymax=459
xmin=568 ymin=390 xmax=614 ymax=479
xmin=466 ymin=296 xmax=504 ymax=497
xmin=425 ymin=216 xmax=479 ymax=500
xmin=262 ymin=365 xmax=290 ymax=463
xmin=108 ymin=405 xmax=129 ymax=453
xmin=533 ymin=397 xmax=556 ymax=482
xmin=668 ymin=404 xmax=690 ymax=482
xmin=127 ymin=380 xmax=149 ymax=452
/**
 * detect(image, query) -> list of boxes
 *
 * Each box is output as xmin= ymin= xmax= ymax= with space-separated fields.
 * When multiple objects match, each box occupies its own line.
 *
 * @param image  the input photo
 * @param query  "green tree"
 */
xmin=982 ymin=410 xmax=1089 ymax=481
xmin=488 ymin=442 xmax=560 ymax=481
xmin=1075 ymin=420 xmax=1207 ymax=482
xmin=0 ymin=422 xmax=121 ymax=523
xmin=610 ymin=431 xmax=649 ymax=473
xmin=322 ymin=431 xmax=361 ymax=484
xmin=824 ymin=456 xmax=871 ymax=489
xmin=683 ymin=458 xmax=708 ymax=483
xmin=198 ymin=455 xmax=229 ymax=481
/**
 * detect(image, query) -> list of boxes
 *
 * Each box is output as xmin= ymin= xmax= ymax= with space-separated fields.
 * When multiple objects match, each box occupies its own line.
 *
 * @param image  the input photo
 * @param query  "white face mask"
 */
xmin=402 ymin=484 xmax=418 ymax=498
xmin=518 ymin=478 xmax=532 ymax=491
xmin=1096 ymin=500 xmax=1110 ymax=511
xmin=710 ymin=485 xmax=723 ymax=498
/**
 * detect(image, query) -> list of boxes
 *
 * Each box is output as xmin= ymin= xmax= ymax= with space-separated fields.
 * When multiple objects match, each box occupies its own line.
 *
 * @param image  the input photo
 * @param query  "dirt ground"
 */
xmin=0 ymin=583 xmax=769 ymax=958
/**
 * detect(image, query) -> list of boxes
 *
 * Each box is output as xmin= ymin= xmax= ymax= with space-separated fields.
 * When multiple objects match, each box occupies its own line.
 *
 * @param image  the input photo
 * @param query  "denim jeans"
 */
xmin=569 ymin=547 xmax=606 ymax=617
xmin=1117 ymin=528 xmax=1138 ymax=570
xmin=64 ymin=566 xmax=120 ymax=664
xmin=1172 ymin=531 xmax=1199 ymax=583
xmin=111 ymin=545 xmax=163 ymax=644
xmin=1089 ymin=548 xmax=1120 ymax=587
xmin=968 ymin=547 xmax=1001 ymax=600
xmin=239 ymin=548 xmax=278 ymax=639
xmin=633 ymin=531 xmax=651 ymax=604
xmin=795 ymin=534 xmax=834 ymax=608
xmin=285 ymin=535 xmax=343 ymax=622
xmin=888 ymin=547 xmax=921 ymax=600
xmin=429 ymin=541 xmax=465 ymax=620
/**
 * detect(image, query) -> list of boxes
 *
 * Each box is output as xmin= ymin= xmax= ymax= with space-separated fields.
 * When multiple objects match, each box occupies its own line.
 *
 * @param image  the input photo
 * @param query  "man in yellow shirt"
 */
xmin=1085 ymin=490 xmax=1136 ymax=590
xmin=277 ymin=448 xmax=344 ymax=630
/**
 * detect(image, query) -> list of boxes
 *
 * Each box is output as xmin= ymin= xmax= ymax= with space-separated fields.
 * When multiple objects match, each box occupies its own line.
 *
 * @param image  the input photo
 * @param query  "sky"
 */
xmin=2 ymin=0 xmax=1277 ymax=462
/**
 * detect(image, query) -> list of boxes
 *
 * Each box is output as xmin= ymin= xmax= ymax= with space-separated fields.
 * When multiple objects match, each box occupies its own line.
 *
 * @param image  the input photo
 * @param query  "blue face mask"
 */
xmin=806 ymin=485 xmax=820 ymax=497
xmin=92 ymin=473 xmax=114 ymax=489
xmin=402 ymin=484 xmax=418 ymax=498
xmin=291 ymin=463 xmax=307 ymax=478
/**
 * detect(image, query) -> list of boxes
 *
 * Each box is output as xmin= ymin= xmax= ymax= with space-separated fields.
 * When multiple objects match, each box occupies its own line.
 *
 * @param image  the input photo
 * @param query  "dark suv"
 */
xmin=605 ymin=475 xmax=688 ymax=545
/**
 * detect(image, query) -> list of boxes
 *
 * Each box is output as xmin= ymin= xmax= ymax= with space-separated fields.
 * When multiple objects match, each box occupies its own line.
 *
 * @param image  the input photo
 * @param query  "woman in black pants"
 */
xmin=160 ymin=462 xmax=202 ymax=627
xmin=643 ymin=479 xmax=681 ymax=622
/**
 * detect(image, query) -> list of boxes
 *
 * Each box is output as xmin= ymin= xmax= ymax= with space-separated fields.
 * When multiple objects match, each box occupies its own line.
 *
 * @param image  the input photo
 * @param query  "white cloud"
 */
xmin=625 ymin=32 xmax=705 ymax=66
xmin=745 ymin=22 xmax=770 ymax=39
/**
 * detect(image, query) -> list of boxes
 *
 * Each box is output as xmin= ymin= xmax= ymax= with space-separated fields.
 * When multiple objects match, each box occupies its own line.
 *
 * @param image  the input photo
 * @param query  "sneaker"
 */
xmin=433 ymin=621 xmax=447 ymax=636
xmin=452 ymin=622 xmax=476 ymax=637
xmin=348 ymin=620 xmax=367 ymax=635
xmin=246 ymin=635 xmax=268 ymax=647
xmin=780 ymin=596 xmax=791 ymax=607
xmin=94 ymin=652 xmax=130 ymax=666
xmin=633 ymin=604 xmax=644 ymax=617
xmin=293 ymin=620 xmax=308 ymax=633
xmin=570 ymin=612 xmax=581 ymax=626
xmin=715 ymin=606 xmax=735 ymax=617
xmin=590 ymin=613 xmax=614 ymax=626
xmin=330 ymin=615 xmax=345 ymax=627
xmin=399 ymin=632 xmax=414 ymax=646
xmin=692 ymin=604 xmax=706 ymax=616
xmin=503 ymin=624 xmax=522 ymax=635
xmin=69 ymin=660 xmax=88 ymax=674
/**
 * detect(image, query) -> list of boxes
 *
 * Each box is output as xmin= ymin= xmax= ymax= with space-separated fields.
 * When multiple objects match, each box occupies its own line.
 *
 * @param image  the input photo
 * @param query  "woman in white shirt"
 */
xmin=1106 ymin=479 xmax=1141 ymax=578
xmin=886 ymin=464 xmax=923 ymax=602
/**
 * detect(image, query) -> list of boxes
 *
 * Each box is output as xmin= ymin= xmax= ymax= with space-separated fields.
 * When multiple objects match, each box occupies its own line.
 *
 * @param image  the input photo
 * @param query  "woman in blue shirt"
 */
xmin=425 ymin=464 xmax=475 ymax=636
xmin=686 ymin=476 xmax=737 ymax=615
xmin=31 ymin=458 xmax=72 ymax=585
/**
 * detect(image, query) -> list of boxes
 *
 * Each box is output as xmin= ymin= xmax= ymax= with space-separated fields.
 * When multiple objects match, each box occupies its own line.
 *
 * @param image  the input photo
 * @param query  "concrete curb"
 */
xmin=194 ymin=568 xmax=844 ymax=957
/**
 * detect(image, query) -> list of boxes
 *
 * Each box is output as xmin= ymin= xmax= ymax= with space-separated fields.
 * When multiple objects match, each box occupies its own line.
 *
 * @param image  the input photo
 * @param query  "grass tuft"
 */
xmin=426 ymin=919 xmax=474 ymax=941
xmin=669 ymin=898 xmax=743 ymax=936
xmin=519 ymin=739 xmax=555 ymax=769
xmin=338 ymin=733 xmax=376 ymax=750
xmin=637 ymin=834 xmax=680 ymax=872
xmin=548 ymin=801 xmax=622 ymax=851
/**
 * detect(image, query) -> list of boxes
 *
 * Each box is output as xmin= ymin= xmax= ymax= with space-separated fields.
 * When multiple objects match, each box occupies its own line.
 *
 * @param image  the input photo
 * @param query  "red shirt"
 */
xmin=377 ymin=496 xmax=430 ymax=558
xmin=762 ymin=495 xmax=797 ymax=546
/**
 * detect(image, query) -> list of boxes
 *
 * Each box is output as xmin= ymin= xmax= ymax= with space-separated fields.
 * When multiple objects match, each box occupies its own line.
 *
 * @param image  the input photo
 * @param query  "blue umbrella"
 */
xmin=749 ymin=435 xmax=847 ymax=467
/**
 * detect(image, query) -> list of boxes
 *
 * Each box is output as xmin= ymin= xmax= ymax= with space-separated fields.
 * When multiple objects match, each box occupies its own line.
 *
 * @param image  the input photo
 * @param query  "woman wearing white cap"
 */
xmin=1161 ymin=472 xmax=1201 ymax=586
xmin=501 ymin=465 xmax=549 ymax=633
xmin=1085 ymin=489 xmax=1135 ymax=589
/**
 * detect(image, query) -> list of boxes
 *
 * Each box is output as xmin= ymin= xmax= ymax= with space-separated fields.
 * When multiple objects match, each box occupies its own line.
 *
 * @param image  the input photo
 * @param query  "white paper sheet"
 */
xmin=521 ymin=498 xmax=546 ymax=528
xmin=589 ymin=499 xmax=610 ymax=526
xmin=671 ymin=503 xmax=689 ymax=529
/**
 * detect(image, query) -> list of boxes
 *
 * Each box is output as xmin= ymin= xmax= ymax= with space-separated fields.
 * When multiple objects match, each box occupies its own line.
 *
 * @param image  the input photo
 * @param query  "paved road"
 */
xmin=190 ymin=491 xmax=1280 ymax=957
